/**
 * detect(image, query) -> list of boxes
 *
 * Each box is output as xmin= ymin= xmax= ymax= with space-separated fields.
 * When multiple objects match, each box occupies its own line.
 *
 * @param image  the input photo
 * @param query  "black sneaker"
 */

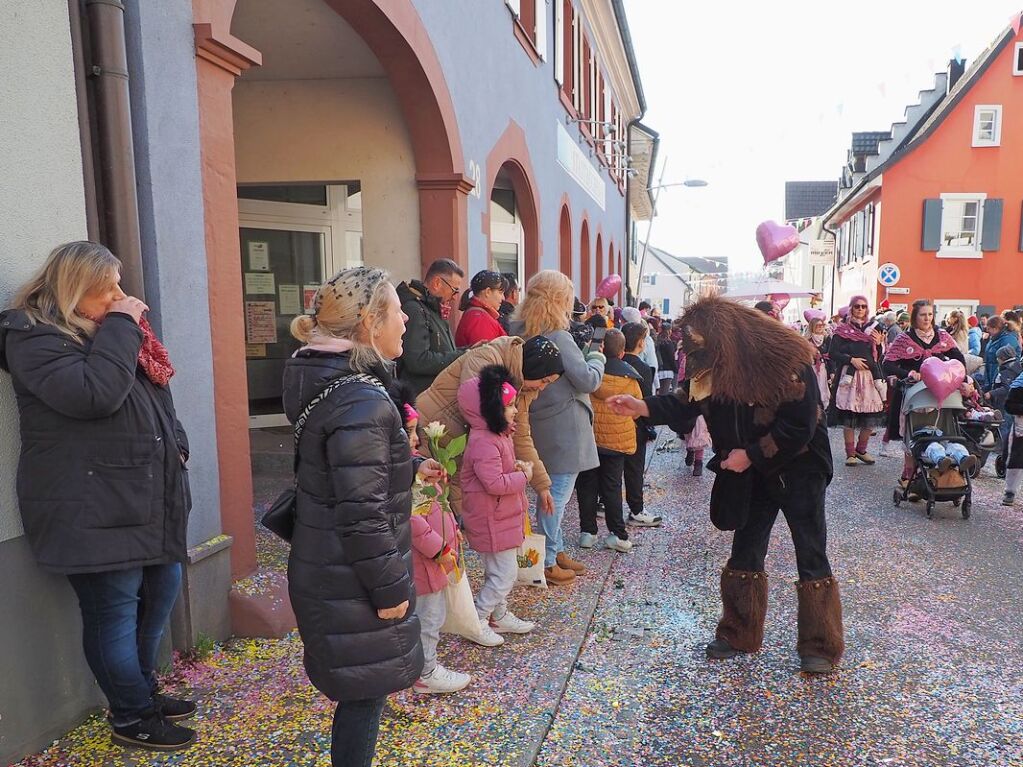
xmin=112 ymin=710 xmax=196 ymax=751
xmin=1003 ymin=491 xmax=1016 ymax=507
xmin=154 ymin=692 xmax=197 ymax=721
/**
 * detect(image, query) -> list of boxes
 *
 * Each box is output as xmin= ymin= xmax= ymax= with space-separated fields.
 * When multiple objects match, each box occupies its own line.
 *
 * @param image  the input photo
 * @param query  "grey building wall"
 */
xmin=414 ymin=0 xmax=630 ymax=280
xmin=0 ymin=5 xmax=106 ymax=764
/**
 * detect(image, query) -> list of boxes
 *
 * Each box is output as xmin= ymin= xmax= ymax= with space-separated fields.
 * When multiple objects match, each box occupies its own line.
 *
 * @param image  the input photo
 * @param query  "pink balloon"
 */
xmin=756 ymin=220 xmax=800 ymax=264
xmin=770 ymin=293 xmax=790 ymax=311
xmin=920 ymin=357 xmax=966 ymax=403
xmin=595 ymin=273 xmax=622 ymax=299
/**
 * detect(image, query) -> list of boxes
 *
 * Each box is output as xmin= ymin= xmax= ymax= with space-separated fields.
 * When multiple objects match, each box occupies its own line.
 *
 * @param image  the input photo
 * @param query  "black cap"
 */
xmin=522 ymin=335 xmax=565 ymax=380
xmin=572 ymin=298 xmax=586 ymax=317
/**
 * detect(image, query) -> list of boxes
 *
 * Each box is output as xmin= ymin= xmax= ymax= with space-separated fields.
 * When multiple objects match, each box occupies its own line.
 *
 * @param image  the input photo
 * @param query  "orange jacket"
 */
xmin=590 ymin=358 xmax=643 ymax=455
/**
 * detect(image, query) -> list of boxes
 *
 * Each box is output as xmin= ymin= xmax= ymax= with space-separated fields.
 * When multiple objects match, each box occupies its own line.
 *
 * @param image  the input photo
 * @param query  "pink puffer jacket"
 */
xmin=409 ymin=499 xmax=459 ymax=595
xmin=457 ymin=378 xmax=528 ymax=553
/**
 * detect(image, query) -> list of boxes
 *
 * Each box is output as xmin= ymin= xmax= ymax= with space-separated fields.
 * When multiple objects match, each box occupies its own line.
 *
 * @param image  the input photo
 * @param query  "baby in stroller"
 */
xmin=914 ymin=426 xmax=978 ymax=475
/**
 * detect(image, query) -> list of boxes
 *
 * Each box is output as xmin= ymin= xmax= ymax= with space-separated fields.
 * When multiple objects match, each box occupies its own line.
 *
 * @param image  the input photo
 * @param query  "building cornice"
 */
xmin=578 ymin=0 xmax=643 ymax=119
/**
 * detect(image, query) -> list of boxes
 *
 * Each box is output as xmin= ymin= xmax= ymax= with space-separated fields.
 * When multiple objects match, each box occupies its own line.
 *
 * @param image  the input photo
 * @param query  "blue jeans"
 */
xmin=538 ymin=472 xmax=578 ymax=568
xmin=331 ymin=697 xmax=387 ymax=767
xmin=67 ymin=563 xmax=182 ymax=726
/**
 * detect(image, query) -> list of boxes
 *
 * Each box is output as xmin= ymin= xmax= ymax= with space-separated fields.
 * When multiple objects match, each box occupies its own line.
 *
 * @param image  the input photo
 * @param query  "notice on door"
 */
xmin=247 ymin=241 xmax=270 ymax=271
xmin=303 ymin=284 xmax=320 ymax=312
xmin=278 ymin=284 xmax=302 ymax=316
xmin=245 ymin=272 xmax=276 ymax=295
xmin=245 ymin=301 xmax=278 ymax=344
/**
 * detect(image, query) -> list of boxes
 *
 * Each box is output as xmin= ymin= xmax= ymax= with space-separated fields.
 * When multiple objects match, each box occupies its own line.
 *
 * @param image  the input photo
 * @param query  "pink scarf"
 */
xmin=883 ymin=329 xmax=957 ymax=364
xmin=84 ymin=312 xmax=175 ymax=386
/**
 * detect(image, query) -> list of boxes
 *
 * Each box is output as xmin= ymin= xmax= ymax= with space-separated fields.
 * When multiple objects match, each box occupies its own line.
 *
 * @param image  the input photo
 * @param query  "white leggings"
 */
xmin=475 ymin=549 xmax=518 ymax=621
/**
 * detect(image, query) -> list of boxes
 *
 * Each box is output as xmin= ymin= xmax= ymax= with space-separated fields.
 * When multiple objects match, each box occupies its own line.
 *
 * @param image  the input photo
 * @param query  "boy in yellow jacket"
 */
xmin=575 ymin=328 xmax=643 ymax=553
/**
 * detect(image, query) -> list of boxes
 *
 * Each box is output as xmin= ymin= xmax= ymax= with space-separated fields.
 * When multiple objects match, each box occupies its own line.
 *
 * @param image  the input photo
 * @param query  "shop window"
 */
xmin=491 ymin=184 xmax=524 ymax=280
xmin=972 ymin=105 xmax=1002 ymax=147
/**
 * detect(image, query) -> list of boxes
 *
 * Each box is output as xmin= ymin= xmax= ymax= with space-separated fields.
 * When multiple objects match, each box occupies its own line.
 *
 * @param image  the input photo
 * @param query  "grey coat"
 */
xmin=517 ymin=326 xmax=604 ymax=475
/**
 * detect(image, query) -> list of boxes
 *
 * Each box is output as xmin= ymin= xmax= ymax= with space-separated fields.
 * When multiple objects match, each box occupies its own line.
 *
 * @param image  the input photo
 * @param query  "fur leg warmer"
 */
xmin=795 ymin=577 xmax=845 ymax=664
xmin=715 ymin=568 xmax=768 ymax=652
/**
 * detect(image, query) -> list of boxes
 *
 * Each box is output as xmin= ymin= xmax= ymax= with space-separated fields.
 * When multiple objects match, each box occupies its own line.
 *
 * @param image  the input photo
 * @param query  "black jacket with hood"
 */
xmin=282 ymin=350 xmax=423 ymax=702
xmin=396 ymin=279 xmax=464 ymax=395
xmin=0 ymin=309 xmax=190 ymax=574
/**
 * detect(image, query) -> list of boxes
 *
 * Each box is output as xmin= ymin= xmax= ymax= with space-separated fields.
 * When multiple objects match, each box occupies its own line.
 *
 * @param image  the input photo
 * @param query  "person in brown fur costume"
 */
xmin=608 ymin=296 xmax=844 ymax=674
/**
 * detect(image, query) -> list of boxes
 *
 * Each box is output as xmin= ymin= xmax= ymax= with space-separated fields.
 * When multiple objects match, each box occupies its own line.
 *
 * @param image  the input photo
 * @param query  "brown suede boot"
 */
xmin=707 ymin=568 xmax=768 ymax=658
xmin=795 ymin=576 xmax=845 ymax=673
xmin=544 ymin=564 xmax=575 ymax=585
xmin=556 ymin=552 xmax=586 ymax=574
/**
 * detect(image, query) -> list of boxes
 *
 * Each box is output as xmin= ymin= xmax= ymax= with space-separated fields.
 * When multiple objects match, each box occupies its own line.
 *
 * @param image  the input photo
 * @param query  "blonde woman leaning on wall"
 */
xmin=0 ymin=241 xmax=196 ymax=751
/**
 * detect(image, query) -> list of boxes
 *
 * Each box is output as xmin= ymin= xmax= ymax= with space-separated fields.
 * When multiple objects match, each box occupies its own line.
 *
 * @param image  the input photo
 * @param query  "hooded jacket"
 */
xmin=591 ymin=358 xmax=643 ymax=455
xmin=416 ymin=336 xmax=551 ymax=506
xmin=457 ymin=377 xmax=528 ymax=553
xmin=282 ymin=350 xmax=423 ymax=702
xmin=396 ymin=280 xmax=464 ymax=395
xmin=0 ymin=309 xmax=190 ymax=574
xmin=409 ymin=498 xmax=459 ymax=596
xmin=983 ymin=331 xmax=1021 ymax=389
xmin=454 ymin=298 xmax=506 ymax=347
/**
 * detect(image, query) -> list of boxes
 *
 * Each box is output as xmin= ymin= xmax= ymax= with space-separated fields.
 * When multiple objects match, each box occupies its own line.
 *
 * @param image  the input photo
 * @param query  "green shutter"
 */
xmin=921 ymin=199 xmax=942 ymax=251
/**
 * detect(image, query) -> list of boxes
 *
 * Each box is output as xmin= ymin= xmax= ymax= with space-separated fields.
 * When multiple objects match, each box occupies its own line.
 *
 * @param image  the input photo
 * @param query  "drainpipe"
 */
xmin=84 ymin=0 xmax=145 ymax=299
xmin=68 ymin=0 xmax=101 ymax=242
xmin=821 ymin=216 xmax=838 ymax=317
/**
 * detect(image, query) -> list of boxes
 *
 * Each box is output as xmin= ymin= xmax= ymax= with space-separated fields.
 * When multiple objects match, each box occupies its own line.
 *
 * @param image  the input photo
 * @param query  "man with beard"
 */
xmin=608 ymin=296 xmax=844 ymax=674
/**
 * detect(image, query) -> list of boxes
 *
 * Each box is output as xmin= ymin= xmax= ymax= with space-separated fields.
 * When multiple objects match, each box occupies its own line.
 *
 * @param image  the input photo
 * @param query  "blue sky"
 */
xmin=626 ymin=0 xmax=1023 ymax=276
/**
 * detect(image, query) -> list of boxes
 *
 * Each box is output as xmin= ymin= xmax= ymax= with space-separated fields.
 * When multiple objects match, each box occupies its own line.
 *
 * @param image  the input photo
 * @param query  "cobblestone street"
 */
xmin=16 ymin=430 xmax=1023 ymax=767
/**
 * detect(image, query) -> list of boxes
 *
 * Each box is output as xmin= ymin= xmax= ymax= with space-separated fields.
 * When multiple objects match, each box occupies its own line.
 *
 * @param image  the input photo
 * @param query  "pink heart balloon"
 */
xmin=756 ymin=220 xmax=800 ymax=264
xmin=920 ymin=357 xmax=966 ymax=403
xmin=770 ymin=293 xmax=790 ymax=311
xmin=595 ymin=273 xmax=622 ymax=299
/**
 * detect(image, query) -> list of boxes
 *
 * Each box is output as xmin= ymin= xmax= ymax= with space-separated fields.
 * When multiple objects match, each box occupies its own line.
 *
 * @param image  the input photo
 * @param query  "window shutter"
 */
xmin=535 ymin=0 xmax=547 ymax=60
xmin=981 ymin=198 xmax=1003 ymax=251
xmin=921 ymin=199 xmax=942 ymax=251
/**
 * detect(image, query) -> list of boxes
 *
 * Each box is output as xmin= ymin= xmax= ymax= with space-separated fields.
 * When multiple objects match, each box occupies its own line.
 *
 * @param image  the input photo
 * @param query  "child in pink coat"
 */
xmin=392 ymin=394 xmax=471 ymax=695
xmin=458 ymin=365 xmax=536 ymax=644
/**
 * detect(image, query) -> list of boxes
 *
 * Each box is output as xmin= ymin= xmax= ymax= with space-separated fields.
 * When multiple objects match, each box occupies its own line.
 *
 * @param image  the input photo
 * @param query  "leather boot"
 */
xmin=796 ymin=576 xmax=845 ymax=673
xmin=708 ymin=568 xmax=768 ymax=657
xmin=556 ymin=551 xmax=586 ymax=574
xmin=544 ymin=564 xmax=575 ymax=585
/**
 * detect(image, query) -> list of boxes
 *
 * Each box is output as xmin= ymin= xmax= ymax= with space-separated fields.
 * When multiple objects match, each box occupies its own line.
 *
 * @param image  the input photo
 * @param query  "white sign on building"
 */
xmin=808 ymin=239 xmax=835 ymax=265
xmin=556 ymin=122 xmax=606 ymax=210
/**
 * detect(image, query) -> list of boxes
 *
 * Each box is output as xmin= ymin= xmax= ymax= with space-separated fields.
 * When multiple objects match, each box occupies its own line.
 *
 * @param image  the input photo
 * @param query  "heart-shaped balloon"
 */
xmin=595 ymin=274 xmax=622 ymax=299
xmin=756 ymin=220 xmax=800 ymax=264
xmin=920 ymin=357 xmax=966 ymax=403
xmin=769 ymin=293 xmax=790 ymax=311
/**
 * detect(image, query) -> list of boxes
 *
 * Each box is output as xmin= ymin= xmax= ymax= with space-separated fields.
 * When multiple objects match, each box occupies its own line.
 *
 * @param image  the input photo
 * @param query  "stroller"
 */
xmin=892 ymin=381 xmax=998 ymax=519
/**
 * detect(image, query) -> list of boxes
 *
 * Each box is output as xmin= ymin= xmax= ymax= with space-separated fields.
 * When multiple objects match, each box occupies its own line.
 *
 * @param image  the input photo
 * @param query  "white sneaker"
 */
xmin=628 ymin=512 xmax=663 ymax=527
xmin=470 ymin=619 xmax=505 ymax=647
xmin=413 ymin=664 xmax=471 ymax=694
xmin=490 ymin=610 xmax=535 ymax=634
xmin=579 ymin=532 xmax=598 ymax=548
xmin=604 ymin=534 xmax=633 ymax=553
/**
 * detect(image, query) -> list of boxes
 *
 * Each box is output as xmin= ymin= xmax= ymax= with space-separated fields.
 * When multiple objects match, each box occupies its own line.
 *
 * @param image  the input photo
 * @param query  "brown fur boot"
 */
xmin=713 ymin=568 xmax=768 ymax=653
xmin=795 ymin=577 xmax=845 ymax=672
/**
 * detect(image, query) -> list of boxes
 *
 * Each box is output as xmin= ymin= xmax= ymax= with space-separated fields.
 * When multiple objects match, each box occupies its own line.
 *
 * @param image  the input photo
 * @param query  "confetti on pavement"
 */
xmin=15 ymin=431 xmax=1023 ymax=766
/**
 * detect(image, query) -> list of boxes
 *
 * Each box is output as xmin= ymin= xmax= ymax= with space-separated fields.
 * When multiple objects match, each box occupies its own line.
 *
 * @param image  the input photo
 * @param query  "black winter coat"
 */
xmin=0 ymin=310 xmax=190 ymax=574
xmin=396 ymin=280 xmax=464 ymax=395
xmin=282 ymin=351 xmax=424 ymax=702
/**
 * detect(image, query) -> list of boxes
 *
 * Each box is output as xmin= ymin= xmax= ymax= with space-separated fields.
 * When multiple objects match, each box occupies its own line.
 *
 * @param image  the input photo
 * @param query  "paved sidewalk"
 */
xmin=15 ymin=431 xmax=1023 ymax=766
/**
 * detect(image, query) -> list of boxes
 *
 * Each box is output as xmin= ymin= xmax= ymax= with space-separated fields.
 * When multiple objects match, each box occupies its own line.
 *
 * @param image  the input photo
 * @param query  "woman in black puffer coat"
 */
xmin=282 ymin=267 xmax=445 ymax=767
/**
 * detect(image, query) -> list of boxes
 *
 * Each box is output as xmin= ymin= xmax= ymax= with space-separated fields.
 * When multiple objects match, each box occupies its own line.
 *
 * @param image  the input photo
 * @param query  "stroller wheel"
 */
xmin=953 ymin=498 xmax=961 ymax=508
xmin=892 ymin=489 xmax=902 ymax=507
xmin=961 ymin=499 xmax=971 ymax=519
xmin=926 ymin=501 xmax=935 ymax=518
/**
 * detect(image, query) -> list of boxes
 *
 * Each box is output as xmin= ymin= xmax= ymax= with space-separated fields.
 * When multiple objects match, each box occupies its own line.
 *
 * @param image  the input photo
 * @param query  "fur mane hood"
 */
xmin=677 ymin=295 xmax=816 ymax=411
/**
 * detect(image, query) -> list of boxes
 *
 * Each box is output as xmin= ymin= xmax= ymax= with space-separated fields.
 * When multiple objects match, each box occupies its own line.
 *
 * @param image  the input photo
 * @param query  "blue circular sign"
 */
xmin=877 ymin=262 xmax=901 ymax=287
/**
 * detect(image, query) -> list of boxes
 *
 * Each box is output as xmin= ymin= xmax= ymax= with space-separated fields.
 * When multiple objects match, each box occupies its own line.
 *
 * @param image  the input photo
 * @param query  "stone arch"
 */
xmin=580 ymin=218 xmax=591 ymax=303
xmin=559 ymin=202 xmax=572 ymax=281
xmin=595 ymin=231 xmax=604 ymax=293
xmin=485 ymin=121 xmax=541 ymax=280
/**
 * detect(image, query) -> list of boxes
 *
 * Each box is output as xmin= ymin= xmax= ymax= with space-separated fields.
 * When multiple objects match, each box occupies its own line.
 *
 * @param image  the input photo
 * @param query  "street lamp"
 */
xmin=634 ymin=162 xmax=709 ymax=306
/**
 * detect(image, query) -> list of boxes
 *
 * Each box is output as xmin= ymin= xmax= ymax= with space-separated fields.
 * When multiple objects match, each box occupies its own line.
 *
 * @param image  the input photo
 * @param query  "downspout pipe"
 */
xmin=84 ymin=0 xmax=144 ymax=299
xmin=820 ymin=216 xmax=839 ymax=318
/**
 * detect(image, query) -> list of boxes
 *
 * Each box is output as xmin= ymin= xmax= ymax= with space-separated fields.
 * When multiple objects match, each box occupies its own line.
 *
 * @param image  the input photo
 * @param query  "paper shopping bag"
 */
xmin=440 ymin=569 xmax=484 ymax=641
xmin=516 ymin=514 xmax=547 ymax=589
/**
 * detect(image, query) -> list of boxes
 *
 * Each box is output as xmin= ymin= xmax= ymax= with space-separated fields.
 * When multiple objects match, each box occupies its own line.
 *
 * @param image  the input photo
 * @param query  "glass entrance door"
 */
xmin=240 ymin=226 xmax=328 ymax=427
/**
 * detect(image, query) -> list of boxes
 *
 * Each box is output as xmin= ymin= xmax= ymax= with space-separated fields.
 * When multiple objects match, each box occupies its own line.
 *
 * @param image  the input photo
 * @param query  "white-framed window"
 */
xmin=938 ymin=192 xmax=986 ymax=258
xmin=1014 ymin=43 xmax=1023 ymax=76
xmin=972 ymin=105 xmax=1002 ymax=147
xmin=641 ymin=273 xmax=656 ymax=286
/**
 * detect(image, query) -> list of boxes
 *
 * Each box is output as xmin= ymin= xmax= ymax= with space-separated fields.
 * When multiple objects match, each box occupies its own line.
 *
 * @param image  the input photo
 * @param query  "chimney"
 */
xmin=947 ymin=58 xmax=966 ymax=93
